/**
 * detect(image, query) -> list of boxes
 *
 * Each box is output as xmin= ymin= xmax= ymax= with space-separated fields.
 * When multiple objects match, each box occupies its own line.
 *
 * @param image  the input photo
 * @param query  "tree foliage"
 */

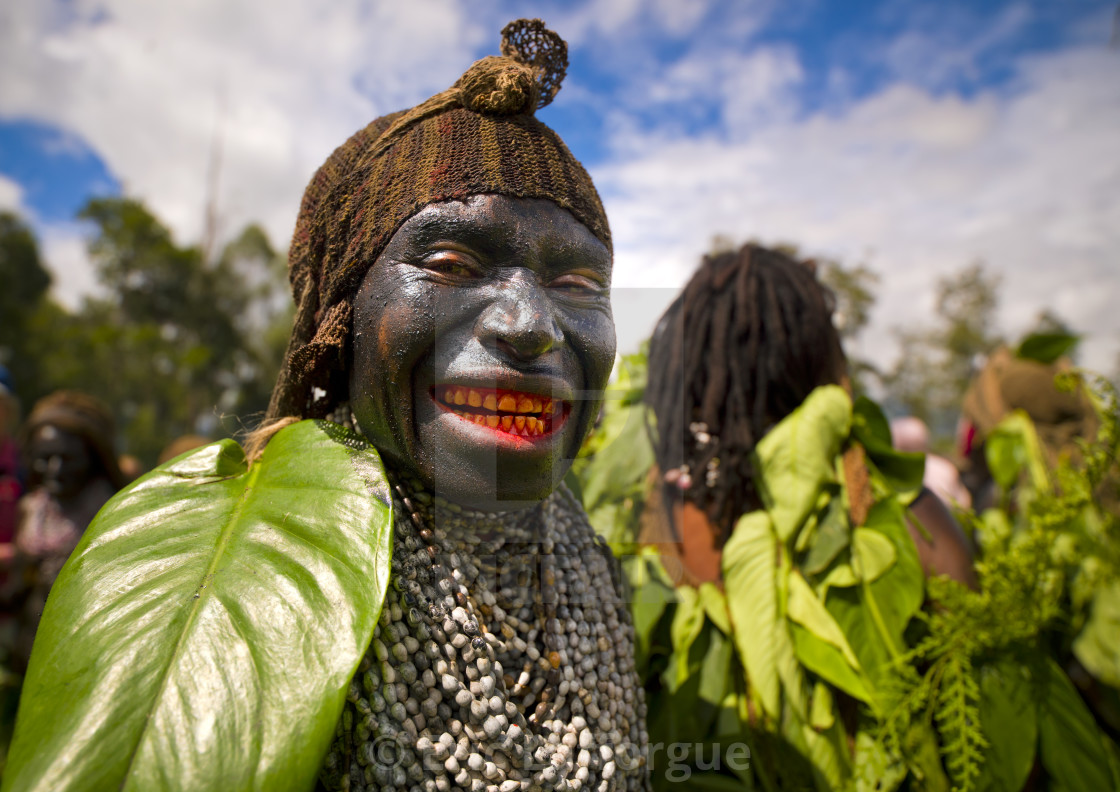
xmin=884 ymin=263 xmax=1003 ymax=444
xmin=0 ymin=212 xmax=53 ymax=407
xmin=3 ymin=199 xmax=292 ymax=466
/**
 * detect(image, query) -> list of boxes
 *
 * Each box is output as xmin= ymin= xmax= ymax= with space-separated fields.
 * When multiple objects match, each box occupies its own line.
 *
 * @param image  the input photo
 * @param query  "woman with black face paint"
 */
xmin=3 ymin=21 xmax=649 ymax=792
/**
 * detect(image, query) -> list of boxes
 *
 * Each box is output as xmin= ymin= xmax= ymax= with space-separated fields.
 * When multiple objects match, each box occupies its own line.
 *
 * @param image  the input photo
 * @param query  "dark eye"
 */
xmin=548 ymin=272 xmax=605 ymax=295
xmin=422 ymin=250 xmax=482 ymax=279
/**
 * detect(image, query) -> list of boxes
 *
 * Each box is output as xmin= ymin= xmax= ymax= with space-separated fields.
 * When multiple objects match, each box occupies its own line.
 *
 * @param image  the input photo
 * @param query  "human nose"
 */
xmin=477 ymin=270 xmax=562 ymax=361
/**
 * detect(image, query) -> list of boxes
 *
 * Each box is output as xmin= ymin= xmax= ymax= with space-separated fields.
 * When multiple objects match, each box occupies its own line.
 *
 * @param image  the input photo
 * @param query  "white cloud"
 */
xmin=1 ymin=0 xmax=487 ymax=254
xmin=0 ymin=174 xmax=23 ymax=212
xmin=0 ymin=174 xmax=94 ymax=307
xmin=2 ymin=0 xmax=1117 ymax=379
xmin=597 ymin=45 xmax=1120 ymax=374
xmin=40 ymin=223 xmax=98 ymax=308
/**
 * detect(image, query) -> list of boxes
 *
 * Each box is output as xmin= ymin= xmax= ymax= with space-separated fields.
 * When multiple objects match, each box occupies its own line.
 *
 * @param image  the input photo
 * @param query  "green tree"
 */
xmin=22 ymin=198 xmax=291 ymax=466
xmin=884 ymin=263 xmax=1003 ymax=448
xmin=0 ymin=211 xmax=53 ymax=406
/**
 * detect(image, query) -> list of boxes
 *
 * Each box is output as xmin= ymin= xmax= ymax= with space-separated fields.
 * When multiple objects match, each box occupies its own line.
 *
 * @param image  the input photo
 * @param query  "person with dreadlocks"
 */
xmin=642 ymin=243 xmax=975 ymax=589
xmin=3 ymin=20 xmax=649 ymax=792
xmin=628 ymin=243 xmax=974 ymax=790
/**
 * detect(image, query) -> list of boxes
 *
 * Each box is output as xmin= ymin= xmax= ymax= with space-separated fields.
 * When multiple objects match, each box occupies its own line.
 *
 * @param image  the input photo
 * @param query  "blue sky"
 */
xmin=1 ymin=0 xmax=1118 ymax=373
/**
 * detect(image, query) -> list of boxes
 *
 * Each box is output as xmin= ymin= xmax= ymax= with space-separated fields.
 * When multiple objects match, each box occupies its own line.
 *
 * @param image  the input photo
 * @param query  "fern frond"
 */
xmin=933 ymin=655 xmax=987 ymax=792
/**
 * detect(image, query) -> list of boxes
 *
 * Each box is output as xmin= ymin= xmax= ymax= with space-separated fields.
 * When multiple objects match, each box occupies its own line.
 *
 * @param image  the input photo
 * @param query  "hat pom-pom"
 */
xmin=456 ymin=18 xmax=568 ymax=116
xmin=501 ymin=18 xmax=568 ymax=110
xmin=458 ymin=56 xmax=539 ymax=115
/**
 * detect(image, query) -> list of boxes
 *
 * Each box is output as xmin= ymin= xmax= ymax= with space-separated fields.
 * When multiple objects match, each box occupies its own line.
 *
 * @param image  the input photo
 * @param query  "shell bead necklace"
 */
xmin=319 ymin=470 xmax=649 ymax=792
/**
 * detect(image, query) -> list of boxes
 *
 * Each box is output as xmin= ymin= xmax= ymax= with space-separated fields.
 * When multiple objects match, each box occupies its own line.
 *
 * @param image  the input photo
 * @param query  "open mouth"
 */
xmin=433 ymin=385 xmax=567 ymax=438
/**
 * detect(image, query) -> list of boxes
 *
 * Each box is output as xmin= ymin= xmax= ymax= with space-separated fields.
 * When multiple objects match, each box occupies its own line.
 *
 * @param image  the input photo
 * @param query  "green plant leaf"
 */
xmin=803 ymin=495 xmax=850 ymax=575
xmin=1016 ymin=331 xmax=1080 ymax=364
xmin=1038 ymin=656 xmax=1116 ymax=792
xmin=697 ymin=626 xmax=733 ymax=710
xmin=821 ymin=559 xmax=860 ymax=589
xmin=723 ymin=511 xmax=784 ymax=718
xmin=755 ymin=385 xmax=852 ymax=542
xmin=826 ymin=500 xmax=923 ymax=689
xmin=698 ymin=582 xmax=731 ymax=635
xmin=671 ymin=586 xmax=706 ymax=686
xmin=853 ymin=730 xmax=907 ymax=792
xmin=628 ymin=554 xmax=676 ymax=669
xmin=577 ymin=401 xmax=653 ymax=511
xmin=986 ymin=412 xmax=1050 ymax=492
xmin=809 ymin=680 xmax=835 ymax=731
xmin=2 ymin=420 xmax=394 ymax=792
xmin=852 ymin=396 xmax=925 ymax=495
xmin=851 ymin=527 xmax=897 ymax=583
xmin=789 ymin=623 xmax=874 ymax=705
xmin=1072 ymin=581 xmax=1120 ymax=689
xmin=974 ymin=660 xmax=1037 ymax=792
xmin=788 ymin=571 xmax=862 ymax=671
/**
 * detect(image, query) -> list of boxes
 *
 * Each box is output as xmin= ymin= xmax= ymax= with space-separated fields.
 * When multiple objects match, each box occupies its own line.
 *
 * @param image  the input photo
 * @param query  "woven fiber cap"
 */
xmin=266 ymin=19 xmax=610 ymax=423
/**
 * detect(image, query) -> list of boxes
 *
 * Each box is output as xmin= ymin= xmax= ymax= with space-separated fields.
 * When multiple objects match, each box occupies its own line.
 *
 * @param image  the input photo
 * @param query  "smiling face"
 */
xmin=349 ymin=195 xmax=615 ymax=509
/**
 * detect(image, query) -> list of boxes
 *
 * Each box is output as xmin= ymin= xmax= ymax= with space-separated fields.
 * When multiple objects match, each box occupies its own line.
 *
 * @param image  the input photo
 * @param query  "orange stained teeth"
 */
xmin=486 ymin=415 xmax=499 ymax=428
xmin=543 ymin=400 xmax=554 ymax=415
xmin=443 ymin=390 xmax=455 ymax=404
xmin=468 ymin=390 xmax=482 ymax=408
xmin=483 ymin=394 xmax=497 ymax=411
xmin=498 ymin=394 xmax=517 ymax=412
xmin=515 ymin=416 xmax=526 ymax=430
xmin=532 ymin=398 xmax=542 ymax=413
xmin=517 ymin=396 xmax=533 ymax=413
xmin=501 ymin=416 xmax=513 ymax=430
xmin=474 ymin=414 xmax=486 ymax=426
xmin=453 ymin=389 xmax=466 ymax=405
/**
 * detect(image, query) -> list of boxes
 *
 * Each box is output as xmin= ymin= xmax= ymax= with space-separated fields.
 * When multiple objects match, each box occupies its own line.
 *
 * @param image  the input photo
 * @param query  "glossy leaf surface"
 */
xmin=2 ymin=420 xmax=394 ymax=792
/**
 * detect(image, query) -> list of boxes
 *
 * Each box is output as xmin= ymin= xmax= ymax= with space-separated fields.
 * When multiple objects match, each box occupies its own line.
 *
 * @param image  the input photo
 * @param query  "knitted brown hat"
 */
xmin=265 ymin=19 xmax=611 ymax=423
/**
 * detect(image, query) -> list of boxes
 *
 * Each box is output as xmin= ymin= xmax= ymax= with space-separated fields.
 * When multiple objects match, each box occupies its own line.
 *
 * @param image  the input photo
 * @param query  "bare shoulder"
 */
xmin=906 ymin=487 xmax=979 ymax=589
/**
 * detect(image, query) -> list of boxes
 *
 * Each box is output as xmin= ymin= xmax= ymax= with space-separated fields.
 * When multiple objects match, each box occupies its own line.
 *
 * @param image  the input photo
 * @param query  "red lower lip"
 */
xmin=432 ymin=385 xmax=568 ymax=440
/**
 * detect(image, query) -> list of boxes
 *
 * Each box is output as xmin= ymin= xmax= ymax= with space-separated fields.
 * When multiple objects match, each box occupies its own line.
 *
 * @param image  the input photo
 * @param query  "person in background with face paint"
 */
xmin=3 ymin=391 xmax=125 ymax=671
xmin=241 ymin=20 xmax=648 ymax=791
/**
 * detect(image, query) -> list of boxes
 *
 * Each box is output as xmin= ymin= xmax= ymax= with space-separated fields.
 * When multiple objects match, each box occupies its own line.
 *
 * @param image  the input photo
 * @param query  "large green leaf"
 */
xmin=754 ymin=385 xmax=851 ymax=541
xmin=974 ymin=660 xmax=1037 ymax=792
xmin=2 ymin=420 xmax=394 ymax=792
xmin=723 ymin=511 xmax=783 ymax=717
xmin=1038 ymin=656 xmax=1117 ymax=792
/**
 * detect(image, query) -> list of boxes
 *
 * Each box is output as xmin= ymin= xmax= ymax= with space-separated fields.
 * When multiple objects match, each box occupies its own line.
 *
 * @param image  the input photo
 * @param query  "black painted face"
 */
xmin=349 ymin=195 xmax=615 ymax=509
xmin=28 ymin=425 xmax=92 ymax=500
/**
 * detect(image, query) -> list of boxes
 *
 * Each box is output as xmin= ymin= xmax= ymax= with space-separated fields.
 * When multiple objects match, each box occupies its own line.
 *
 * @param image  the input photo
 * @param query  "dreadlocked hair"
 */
xmin=645 ymin=243 xmax=847 ymax=544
